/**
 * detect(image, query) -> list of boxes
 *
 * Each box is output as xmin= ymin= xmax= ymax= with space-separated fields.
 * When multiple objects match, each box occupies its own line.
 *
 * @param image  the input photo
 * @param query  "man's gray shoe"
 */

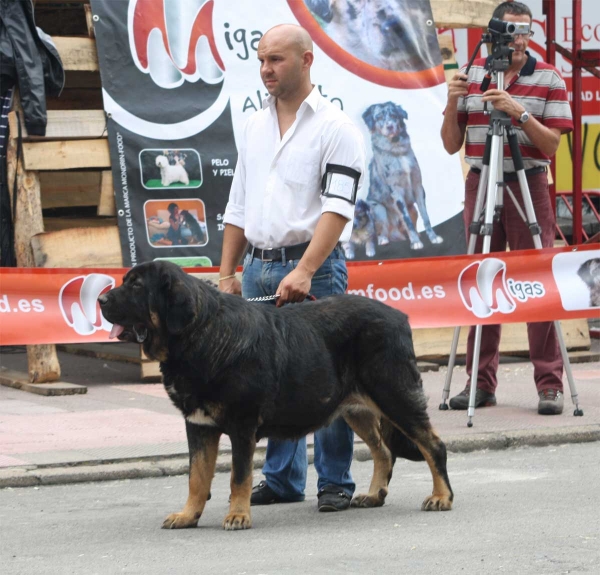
xmin=538 ymin=389 xmax=564 ymax=415
xmin=317 ymin=485 xmax=351 ymax=512
xmin=449 ymin=387 xmax=497 ymax=410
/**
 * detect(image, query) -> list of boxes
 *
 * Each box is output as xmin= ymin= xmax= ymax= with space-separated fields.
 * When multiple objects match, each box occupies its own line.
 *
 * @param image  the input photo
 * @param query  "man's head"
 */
xmin=492 ymin=1 xmax=533 ymax=68
xmin=257 ymin=25 xmax=314 ymax=101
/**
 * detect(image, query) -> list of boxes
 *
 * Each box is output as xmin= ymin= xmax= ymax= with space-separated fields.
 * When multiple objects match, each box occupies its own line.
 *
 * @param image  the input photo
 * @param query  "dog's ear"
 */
xmin=396 ymin=104 xmax=408 ymax=120
xmin=362 ymin=105 xmax=376 ymax=130
xmin=577 ymin=260 xmax=594 ymax=287
xmin=161 ymin=271 xmax=196 ymax=334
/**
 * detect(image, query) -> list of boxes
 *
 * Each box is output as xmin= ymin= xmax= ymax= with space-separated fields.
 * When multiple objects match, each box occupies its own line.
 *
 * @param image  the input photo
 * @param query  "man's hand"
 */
xmin=219 ymin=277 xmax=242 ymax=296
xmin=447 ymin=73 xmax=469 ymax=102
xmin=275 ymin=267 xmax=312 ymax=307
xmin=481 ymin=89 xmax=524 ymax=120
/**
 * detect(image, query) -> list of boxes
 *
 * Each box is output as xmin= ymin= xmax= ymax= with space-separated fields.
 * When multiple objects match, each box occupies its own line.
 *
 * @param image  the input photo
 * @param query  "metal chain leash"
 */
xmin=245 ymin=294 xmax=281 ymax=303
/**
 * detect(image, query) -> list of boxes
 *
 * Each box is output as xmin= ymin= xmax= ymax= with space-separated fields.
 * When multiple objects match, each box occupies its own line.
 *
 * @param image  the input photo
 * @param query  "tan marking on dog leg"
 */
xmin=223 ymin=470 xmax=253 ymax=531
xmin=343 ymin=406 xmax=392 ymax=509
xmin=162 ymin=433 xmax=220 ymax=529
xmin=414 ymin=429 xmax=453 ymax=512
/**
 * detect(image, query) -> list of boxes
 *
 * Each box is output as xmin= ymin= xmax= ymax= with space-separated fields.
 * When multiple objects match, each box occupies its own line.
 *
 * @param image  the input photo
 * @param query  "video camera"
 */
xmin=464 ymin=17 xmax=531 ymax=90
xmin=486 ymin=17 xmax=530 ymax=40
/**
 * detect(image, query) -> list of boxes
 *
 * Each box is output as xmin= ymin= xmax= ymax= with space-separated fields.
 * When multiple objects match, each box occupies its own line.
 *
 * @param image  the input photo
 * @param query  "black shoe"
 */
xmin=449 ymin=386 xmax=497 ymax=410
xmin=317 ymin=485 xmax=351 ymax=512
xmin=250 ymin=481 xmax=304 ymax=506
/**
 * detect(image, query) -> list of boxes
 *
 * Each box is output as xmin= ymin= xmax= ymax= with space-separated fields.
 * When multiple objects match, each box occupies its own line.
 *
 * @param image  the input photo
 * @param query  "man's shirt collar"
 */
xmin=262 ymin=85 xmax=321 ymax=111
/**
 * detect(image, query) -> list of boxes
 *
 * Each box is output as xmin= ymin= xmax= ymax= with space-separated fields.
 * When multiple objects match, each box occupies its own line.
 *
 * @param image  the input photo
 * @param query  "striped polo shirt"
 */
xmin=456 ymin=53 xmax=573 ymax=172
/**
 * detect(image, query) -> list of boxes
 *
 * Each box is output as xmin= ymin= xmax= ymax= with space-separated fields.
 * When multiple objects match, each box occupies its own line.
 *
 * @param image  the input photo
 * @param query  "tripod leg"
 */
xmin=506 ymin=128 xmax=584 ymax=416
xmin=441 ymin=132 xmax=493 ymax=410
xmin=440 ymin=166 xmax=491 ymax=409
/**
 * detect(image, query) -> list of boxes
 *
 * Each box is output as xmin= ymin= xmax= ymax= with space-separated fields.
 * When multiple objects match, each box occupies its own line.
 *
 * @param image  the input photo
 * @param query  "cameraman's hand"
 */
xmin=481 ymin=89 xmax=525 ymax=120
xmin=447 ymin=73 xmax=469 ymax=102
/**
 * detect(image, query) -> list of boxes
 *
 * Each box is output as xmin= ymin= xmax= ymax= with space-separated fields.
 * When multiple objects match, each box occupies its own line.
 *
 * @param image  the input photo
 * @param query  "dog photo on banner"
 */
xmin=92 ymin=0 xmax=466 ymax=267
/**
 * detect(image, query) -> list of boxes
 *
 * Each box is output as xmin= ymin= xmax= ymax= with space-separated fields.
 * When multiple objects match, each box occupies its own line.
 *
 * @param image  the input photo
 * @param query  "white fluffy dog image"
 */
xmin=155 ymin=155 xmax=190 ymax=187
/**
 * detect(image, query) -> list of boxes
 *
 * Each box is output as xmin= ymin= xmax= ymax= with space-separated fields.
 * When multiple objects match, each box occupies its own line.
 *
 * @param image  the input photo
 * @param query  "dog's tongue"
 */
xmin=109 ymin=324 xmax=125 ymax=339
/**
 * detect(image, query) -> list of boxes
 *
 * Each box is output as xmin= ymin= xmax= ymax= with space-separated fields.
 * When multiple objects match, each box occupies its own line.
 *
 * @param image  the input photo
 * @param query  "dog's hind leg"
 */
xmin=414 ymin=185 xmax=443 ymax=245
xmin=162 ymin=423 xmax=221 ymax=529
xmin=342 ymin=407 xmax=393 ymax=508
xmin=380 ymin=408 xmax=453 ymax=511
xmin=223 ymin=429 xmax=257 ymax=530
xmin=395 ymin=197 xmax=424 ymax=249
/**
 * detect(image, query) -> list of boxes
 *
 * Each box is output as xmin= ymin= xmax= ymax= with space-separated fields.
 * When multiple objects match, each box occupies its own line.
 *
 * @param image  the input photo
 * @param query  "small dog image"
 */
xmin=363 ymin=101 xmax=443 ymax=251
xmin=304 ymin=0 xmax=440 ymax=71
xmin=180 ymin=209 xmax=207 ymax=245
xmin=343 ymin=199 xmax=377 ymax=259
xmin=155 ymin=155 xmax=190 ymax=187
xmin=577 ymin=257 xmax=600 ymax=307
xmin=144 ymin=199 xmax=207 ymax=248
xmin=140 ymin=149 xmax=202 ymax=190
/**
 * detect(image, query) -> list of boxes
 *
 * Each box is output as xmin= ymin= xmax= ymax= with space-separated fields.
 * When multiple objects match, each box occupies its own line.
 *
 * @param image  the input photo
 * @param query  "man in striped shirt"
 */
xmin=441 ymin=1 xmax=573 ymax=415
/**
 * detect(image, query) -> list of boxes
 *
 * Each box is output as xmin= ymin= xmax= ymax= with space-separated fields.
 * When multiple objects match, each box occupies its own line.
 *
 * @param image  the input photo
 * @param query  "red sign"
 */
xmin=0 ymin=246 xmax=598 ymax=345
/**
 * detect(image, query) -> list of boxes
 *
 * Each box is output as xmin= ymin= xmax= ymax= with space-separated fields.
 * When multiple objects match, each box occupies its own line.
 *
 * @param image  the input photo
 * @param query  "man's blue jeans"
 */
xmin=241 ymin=245 xmax=355 ymax=500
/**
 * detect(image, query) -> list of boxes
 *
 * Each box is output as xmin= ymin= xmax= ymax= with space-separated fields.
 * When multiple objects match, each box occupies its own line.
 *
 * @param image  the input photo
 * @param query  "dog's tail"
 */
xmin=380 ymin=418 xmax=425 ymax=462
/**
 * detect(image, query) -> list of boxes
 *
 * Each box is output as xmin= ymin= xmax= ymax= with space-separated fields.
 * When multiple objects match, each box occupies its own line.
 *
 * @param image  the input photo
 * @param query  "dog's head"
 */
xmin=362 ymin=102 xmax=408 ymax=140
xmin=577 ymin=258 xmax=600 ymax=288
xmin=98 ymin=261 xmax=203 ymax=361
xmin=353 ymin=199 xmax=372 ymax=227
xmin=155 ymin=155 xmax=169 ymax=168
xmin=180 ymin=209 xmax=193 ymax=222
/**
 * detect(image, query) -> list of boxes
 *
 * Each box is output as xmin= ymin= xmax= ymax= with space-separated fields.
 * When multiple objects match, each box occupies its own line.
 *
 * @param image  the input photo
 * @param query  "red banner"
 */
xmin=0 ymin=246 xmax=598 ymax=346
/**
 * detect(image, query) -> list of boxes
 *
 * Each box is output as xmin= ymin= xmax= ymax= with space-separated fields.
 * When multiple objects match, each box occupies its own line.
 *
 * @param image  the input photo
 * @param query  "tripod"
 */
xmin=439 ymin=67 xmax=584 ymax=427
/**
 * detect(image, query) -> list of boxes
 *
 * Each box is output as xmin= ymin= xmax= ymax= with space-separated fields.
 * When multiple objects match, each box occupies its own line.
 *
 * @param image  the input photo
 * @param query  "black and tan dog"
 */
xmin=180 ymin=209 xmax=206 ymax=245
xmin=363 ymin=101 xmax=444 ymax=251
xmin=99 ymin=261 xmax=453 ymax=530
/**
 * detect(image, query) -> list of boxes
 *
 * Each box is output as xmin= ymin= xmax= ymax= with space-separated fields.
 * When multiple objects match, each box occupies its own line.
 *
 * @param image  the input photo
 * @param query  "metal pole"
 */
xmin=572 ymin=0 xmax=583 ymax=244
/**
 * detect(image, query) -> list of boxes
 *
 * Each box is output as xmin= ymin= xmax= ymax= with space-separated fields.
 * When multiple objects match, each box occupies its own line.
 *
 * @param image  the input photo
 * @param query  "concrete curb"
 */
xmin=1 ymin=424 xmax=599 ymax=489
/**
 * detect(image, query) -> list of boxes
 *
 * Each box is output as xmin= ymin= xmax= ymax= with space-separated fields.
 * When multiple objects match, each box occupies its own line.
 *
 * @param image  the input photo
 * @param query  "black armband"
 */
xmin=321 ymin=163 xmax=360 ymax=205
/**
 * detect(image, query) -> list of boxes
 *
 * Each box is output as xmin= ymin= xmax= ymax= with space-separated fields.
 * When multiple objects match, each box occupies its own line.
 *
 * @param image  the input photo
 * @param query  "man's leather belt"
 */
xmin=247 ymin=241 xmax=311 ymax=262
xmin=470 ymin=165 xmax=547 ymax=182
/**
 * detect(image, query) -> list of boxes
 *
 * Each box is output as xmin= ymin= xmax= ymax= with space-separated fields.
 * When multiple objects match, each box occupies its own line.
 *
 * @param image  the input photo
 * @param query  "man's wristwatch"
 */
xmin=518 ymin=110 xmax=531 ymax=124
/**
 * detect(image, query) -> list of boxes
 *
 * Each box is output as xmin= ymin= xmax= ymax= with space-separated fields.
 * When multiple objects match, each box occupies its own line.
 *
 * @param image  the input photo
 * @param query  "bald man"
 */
xmin=219 ymin=24 xmax=366 ymax=512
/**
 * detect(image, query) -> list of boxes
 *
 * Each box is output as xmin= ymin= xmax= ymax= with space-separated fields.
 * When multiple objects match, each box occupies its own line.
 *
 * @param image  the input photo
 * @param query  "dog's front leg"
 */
xmin=223 ymin=429 xmax=256 ymax=531
xmin=162 ymin=422 xmax=221 ymax=529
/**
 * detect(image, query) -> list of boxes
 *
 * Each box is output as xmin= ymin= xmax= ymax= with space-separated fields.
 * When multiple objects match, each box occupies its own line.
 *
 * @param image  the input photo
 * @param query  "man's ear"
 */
xmin=161 ymin=272 xmax=196 ymax=334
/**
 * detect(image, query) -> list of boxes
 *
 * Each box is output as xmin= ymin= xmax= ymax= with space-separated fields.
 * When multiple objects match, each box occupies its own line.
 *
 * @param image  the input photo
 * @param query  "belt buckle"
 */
xmin=260 ymin=249 xmax=273 ymax=262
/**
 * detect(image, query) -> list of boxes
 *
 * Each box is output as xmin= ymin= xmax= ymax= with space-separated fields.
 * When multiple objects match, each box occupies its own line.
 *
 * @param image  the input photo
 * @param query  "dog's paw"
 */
xmin=378 ymin=236 xmax=390 ymax=246
xmin=351 ymin=488 xmax=387 ymax=508
xmin=410 ymin=241 xmax=424 ymax=250
xmin=162 ymin=512 xmax=200 ymax=529
xmin=223 ymin=512 xmax=252 ymax=531
xmin=366 ymin=245 xmax=376 ymax=258
xmin=421 ymin=494 xmax=452 ymax=511
xmin=342 ymin=245 xmax=355 ymax=259
xmin=428 ymin=234 xmax=443 ymax=244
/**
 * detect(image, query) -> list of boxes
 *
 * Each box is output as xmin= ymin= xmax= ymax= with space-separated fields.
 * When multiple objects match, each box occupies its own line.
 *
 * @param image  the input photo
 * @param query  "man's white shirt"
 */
xmin=223 ymin=86 xmax=366 ymax=249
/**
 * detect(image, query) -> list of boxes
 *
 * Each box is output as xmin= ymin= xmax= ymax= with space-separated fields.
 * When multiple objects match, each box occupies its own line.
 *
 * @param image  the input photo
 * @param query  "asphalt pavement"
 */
xmin=0 ymin=340 xmax=598 ymax=489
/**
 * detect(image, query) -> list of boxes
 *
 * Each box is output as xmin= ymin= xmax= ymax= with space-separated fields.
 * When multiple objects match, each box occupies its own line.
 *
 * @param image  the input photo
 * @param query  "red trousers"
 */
xmin=463 ymin=170 xmax=563 ymax=393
